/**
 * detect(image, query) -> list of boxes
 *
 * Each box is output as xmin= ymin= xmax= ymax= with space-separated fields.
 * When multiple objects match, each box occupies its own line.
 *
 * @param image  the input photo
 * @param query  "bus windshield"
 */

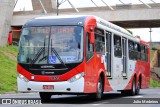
xmin=18 ymin=26 xmax=83 ymax=64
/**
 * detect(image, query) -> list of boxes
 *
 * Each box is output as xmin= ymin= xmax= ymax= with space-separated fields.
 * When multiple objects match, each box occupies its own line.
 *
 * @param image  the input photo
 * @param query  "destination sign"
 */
xmin=31 ymin=27 xmax=50 ymax=34
xmin=51 ymin=27 xmax=74 ymax=34
xmin=30 ymin=27 xmax=75 ymax=35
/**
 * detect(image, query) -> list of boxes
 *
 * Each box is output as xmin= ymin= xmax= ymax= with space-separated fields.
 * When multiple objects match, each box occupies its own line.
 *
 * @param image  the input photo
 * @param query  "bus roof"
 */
xmin=24 ymin=15 xmax=132 ymax=36
xmin=23 ymin=15 xmax=87 ymax=27
xmin=23 ymin=15 xmax=147 ymax=45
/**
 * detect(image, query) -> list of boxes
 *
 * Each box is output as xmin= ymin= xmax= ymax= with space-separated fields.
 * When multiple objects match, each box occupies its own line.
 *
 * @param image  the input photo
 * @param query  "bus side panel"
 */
xmin=84 ymin=56 xmax=97 ymax=93
xmin=83 ymin=16 xmax=97 ymax=93
xmin=124 ymin=59 xmax=150 ymax=90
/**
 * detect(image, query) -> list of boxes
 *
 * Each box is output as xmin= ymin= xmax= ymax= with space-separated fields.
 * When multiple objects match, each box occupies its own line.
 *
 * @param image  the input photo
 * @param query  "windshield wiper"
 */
xmin=50 ymin=39 xmax=68 ymax=69
xmin=30 ymin=39 xmax=46 ymax=65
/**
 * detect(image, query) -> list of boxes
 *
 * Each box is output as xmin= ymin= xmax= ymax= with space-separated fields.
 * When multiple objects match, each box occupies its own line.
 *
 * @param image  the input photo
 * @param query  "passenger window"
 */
xmin=134 ymin=43 xmax=141 ymax=60
xmin=128 ymin=40 xmax=134 ymax=60
xmin=114 ymin=35 xmax=122 ymax=57
xmin=141 ymin=45 xmax=146 ymax=61
xmin=95 ymin=35 xmax=105 ymax=54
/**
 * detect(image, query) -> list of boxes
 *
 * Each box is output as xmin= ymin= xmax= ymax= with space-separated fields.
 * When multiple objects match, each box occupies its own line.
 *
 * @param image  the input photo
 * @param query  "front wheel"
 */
xmin=90 ymin=77 xmax=103 ymax=100
xmin=39 ymin=92 xmax=52 ymax=101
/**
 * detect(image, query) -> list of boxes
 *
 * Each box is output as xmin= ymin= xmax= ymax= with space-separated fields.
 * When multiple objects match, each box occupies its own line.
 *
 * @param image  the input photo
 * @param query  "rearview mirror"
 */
xmin=89 ymin=32 xmax=95 ymax=44
xmin=8 ymin=32 xmax=12 ymax=45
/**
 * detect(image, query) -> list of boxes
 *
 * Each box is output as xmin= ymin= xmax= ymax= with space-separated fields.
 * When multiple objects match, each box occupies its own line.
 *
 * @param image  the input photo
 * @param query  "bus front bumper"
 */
xmin=17 ymin=76 xmax=84 ymax=93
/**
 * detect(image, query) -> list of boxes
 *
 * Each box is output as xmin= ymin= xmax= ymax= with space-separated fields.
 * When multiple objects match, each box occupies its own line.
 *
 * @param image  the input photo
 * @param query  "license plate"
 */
xmin=43 ymin=85 xmax=54 ymax=90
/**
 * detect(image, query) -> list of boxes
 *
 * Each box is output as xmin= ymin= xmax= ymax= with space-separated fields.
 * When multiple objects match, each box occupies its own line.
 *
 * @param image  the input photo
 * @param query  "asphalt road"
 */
xmin=0 ymin=88 xmax=160 ymax=107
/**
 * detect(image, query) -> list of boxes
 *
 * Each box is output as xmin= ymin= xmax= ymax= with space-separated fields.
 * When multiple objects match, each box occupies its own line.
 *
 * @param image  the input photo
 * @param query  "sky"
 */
xmin=14 ymin=0 xmax=160 ymax=42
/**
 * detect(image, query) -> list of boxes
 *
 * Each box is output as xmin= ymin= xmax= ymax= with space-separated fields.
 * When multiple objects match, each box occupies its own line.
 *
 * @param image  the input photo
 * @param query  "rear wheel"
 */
xmin=39 ymin=92 xmax=52 ymax=101
xmin=135 ymin=79 xmax=141 ymax=95
xmin=127 ymin=77 xmax=136 ymax=96
xmin=121 ymin=77 xmax=136 ymax=96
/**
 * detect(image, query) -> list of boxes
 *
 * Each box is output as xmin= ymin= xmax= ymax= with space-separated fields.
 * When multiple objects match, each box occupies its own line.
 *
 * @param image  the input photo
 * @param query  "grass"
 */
xmin=0 ymin=46 xmax=18 ymax=94
xmin=150 ymin=78 xmax=160 ymax=88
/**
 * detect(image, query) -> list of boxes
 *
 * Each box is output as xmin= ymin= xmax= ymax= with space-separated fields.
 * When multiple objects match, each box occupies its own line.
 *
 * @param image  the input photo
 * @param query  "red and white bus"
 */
xmin=17 ymin=15 xmax=150 ymax=100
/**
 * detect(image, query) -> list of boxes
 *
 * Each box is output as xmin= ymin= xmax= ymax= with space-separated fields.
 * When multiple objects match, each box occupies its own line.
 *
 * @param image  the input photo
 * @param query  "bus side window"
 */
xmin=134 ymin=43 xmax=138 ymax=60
xmin=86 ymin=32 xmax=94 ymax=61
xmin=137 ymin=44 xmax=141 ymax=60
xmin=114 ymin=35 xmax=122 ymax=57
xmin=141 ymin=45 xmax=145 ymax=61
xmin=134 ymin=43 xmax=141 ymax=60
xmin=95 ymin=35 xmax=105 ymax=54
xmin=128 ymin=40 xmax=134 ymax=60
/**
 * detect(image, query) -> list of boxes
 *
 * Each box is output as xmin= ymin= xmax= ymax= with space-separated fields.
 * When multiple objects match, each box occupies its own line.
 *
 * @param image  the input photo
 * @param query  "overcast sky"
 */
xmin=14 ymin=0 xmax=160 ymax=42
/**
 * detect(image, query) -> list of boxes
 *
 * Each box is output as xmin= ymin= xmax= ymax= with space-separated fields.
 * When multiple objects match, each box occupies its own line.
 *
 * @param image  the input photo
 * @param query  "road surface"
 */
xmin=0 ymin=88 xmax=159 ymax=107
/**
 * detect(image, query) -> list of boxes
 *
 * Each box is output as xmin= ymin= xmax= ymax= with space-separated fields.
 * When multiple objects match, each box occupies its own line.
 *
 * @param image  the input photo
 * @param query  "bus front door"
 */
xmin=122 ymin=38 xmax=127 ymax=78
xmin=105 ymin=31 xmax=112 ymax=77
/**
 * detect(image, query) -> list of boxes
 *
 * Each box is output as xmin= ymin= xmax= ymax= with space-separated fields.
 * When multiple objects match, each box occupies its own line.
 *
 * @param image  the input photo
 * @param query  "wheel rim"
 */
xmin=133 ymin=78 xmax=136 ymax=94
xmin=136 ymin=80 xmax=140 ymax=94
xmin=97 ymin=79 xmax=102 ymax=98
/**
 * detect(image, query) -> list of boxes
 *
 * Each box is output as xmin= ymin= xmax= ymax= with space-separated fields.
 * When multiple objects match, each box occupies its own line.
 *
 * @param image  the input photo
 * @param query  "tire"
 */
xmin=129 ymin=77 xmax=136 ymax=96
xmin=39 ymin=92 xmax=52 ymax=101
xmin=121 ymin=77 xmax=136 ymax=96
xmin=135 ymin=79 xmax=140 ymax=95
xmin=90 ymin=77 xmax=103 ymax=100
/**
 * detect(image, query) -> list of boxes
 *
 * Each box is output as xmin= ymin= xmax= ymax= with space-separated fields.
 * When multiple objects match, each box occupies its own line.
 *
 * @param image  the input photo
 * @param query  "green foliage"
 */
xmin=151 ymin=47 xmax=157 ymax=50
xmin=0 ymin=46 xmax=18 ymax=93
xmin=150 ymin=78 xmax=160 ymax=87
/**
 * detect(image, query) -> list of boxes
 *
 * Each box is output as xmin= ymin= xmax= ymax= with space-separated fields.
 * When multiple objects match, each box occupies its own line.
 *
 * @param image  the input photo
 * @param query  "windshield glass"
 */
xmin=49 ymin=26 xmax=83 ymax=64
xmin=18 ymin=26 xmax=83 ymax=64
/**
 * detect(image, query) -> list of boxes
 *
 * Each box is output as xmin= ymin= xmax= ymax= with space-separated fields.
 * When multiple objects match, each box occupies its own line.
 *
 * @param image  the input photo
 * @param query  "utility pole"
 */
xmin=149 ymin=28 xmax=152 ymax=48
xmin=57 ymin=0 xmax=59 ymax=16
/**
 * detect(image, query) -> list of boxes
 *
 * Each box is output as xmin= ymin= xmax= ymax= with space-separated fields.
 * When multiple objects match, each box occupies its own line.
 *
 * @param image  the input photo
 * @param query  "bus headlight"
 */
xmin=18 ymin=73 xmax=29 ymax=82
xmin=68 ymin=72 xmax=84 ymax=83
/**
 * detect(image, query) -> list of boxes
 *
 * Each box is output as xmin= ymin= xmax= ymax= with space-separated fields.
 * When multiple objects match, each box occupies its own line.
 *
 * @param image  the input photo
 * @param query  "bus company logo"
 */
xmin=50 ymin=76 xmax=60 ymax=80
xmin=41 ymin=71 xmax=45 ymax=75
xmin=41 ymin=65 xmax=55 ymax=69
xmin=41 ymin=71 xmax=55 ymax=75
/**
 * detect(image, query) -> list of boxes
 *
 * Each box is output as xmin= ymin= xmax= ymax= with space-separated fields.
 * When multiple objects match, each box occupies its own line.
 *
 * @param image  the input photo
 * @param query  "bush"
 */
xmin=152 ymin=47 xmax=157 ymax=50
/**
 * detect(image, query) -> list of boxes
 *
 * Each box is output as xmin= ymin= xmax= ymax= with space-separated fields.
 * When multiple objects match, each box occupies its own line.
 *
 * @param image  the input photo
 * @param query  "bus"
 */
xmin=17 ymin=15 xmax=150 ymax=100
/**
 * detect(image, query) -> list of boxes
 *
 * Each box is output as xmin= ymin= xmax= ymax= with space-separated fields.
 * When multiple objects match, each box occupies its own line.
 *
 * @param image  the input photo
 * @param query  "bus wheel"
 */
xmin=39 ymin=92 xmax=51 ymax=101
xmin=135 ymin=79 xmax=140 ymax=95
xmin=129 ymin=77 xmax=136 ymax=96
xmin=91 ymin=77 xmax=103 ymax=100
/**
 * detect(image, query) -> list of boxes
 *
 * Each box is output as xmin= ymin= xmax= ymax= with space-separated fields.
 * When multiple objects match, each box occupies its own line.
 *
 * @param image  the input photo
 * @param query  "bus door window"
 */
xmin=86 ymin=32 xmax=94 ymax=62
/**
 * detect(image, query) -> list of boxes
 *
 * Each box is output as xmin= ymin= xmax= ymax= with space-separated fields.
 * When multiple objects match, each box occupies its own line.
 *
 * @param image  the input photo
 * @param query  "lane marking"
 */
xmin=123 ymin=95 xmax=143 ymax=98
xmin=131 ymin=95 xmax=143 ymax=98
xmin=92 ymin=104 xmax=101 ymax=106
